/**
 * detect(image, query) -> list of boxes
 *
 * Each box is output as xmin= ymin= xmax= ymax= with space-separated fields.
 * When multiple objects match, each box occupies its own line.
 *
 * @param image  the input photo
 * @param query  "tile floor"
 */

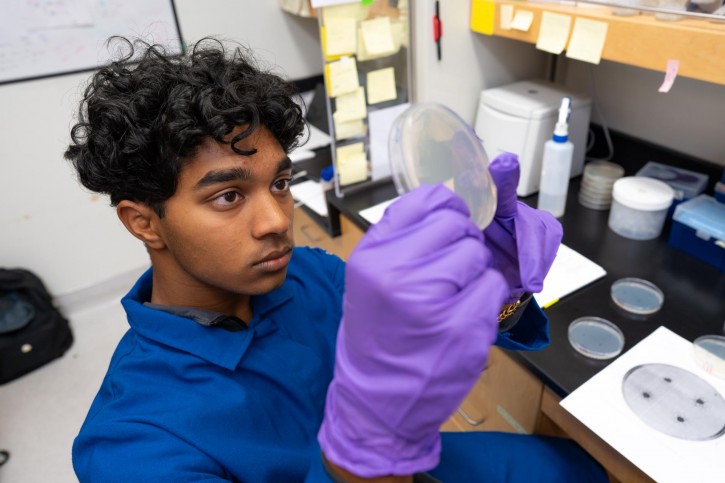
xmin=0 ymin=291 xmax=128 ymax=483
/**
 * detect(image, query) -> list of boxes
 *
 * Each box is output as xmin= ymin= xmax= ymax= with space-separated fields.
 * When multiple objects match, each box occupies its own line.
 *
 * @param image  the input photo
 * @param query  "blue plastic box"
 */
xmin=668 ymin=195 xmax=725 ymax=273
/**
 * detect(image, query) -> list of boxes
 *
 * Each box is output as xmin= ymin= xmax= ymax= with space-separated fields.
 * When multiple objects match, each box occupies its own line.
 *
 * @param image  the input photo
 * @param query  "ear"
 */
xmin=116 ymin=200 xmax=166 ymax=250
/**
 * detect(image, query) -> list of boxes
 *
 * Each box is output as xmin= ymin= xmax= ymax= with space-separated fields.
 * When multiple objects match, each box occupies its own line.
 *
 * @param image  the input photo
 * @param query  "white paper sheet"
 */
xmin=358 ymin=197 xmax=398 ymax=225
xmin=368 ymin=103 xmax=410 ymax=181
xmin=290 ymin=180 xmax=328 ymax=217
xmin=533 ymin=244 xmax=606 ymax=308
xmin=561 ymin=327 xmax=725 ymax=483
xmin=299 ymin=122 xmax=331 ymax=151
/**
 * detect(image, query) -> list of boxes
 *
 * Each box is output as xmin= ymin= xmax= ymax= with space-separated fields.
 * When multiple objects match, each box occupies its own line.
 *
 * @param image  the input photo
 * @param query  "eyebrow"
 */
xmin=194 ymin=156 xmax=292 ymax=190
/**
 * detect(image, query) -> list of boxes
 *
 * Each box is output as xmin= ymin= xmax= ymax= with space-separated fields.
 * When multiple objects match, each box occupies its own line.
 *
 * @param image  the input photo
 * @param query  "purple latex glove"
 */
xmin=318 ymin=184 xmax=509 ymax=478
xmin=483 ymin=153 xmax=563 ymax=298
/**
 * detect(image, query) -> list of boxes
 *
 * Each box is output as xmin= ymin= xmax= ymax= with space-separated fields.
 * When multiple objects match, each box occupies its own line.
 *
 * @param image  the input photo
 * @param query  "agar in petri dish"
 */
xmin=693 ymin=335 xmax=725 ymax=380
xmin=611 ymin=277 xmax=664 ymax=315
xmin=388 ymin=103 xmax=497 ymax=229
xmin=622 ymin=363 xmax=725 ymax=440
xmin=568 ymin=316 xmax=625 ymax=360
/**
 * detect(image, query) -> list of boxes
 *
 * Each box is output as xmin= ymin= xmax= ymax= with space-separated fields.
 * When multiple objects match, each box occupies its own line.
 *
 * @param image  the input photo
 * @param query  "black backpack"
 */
xmin=0 ymin=269 xmax=73 ymax=384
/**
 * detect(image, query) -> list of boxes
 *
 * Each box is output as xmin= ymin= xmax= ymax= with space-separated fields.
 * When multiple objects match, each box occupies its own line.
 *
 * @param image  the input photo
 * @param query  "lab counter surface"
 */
xmin=325 ymin=177 xmax=725 ymax=398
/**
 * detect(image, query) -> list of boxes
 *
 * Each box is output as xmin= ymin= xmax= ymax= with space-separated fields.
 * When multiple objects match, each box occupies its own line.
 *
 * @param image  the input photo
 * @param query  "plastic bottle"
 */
xmin=538 ymin=96 xmax=574 ymax=218
xmin=320 ymin=165 xmax=335 ymax=191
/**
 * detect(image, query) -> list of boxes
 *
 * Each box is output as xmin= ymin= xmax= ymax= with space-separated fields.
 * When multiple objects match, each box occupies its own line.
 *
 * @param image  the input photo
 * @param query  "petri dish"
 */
xmin=568 ymin=316 xmax=625 ymax=360
xmin=389 ymin=103 xmax=497 ymax=229
xmin=622 ymin=363 xmax=725 ymax=440
xmin=693 ymin=335 xmax=725 ymax=380
xmin=611 ymin=277 xmax=664 ymax=315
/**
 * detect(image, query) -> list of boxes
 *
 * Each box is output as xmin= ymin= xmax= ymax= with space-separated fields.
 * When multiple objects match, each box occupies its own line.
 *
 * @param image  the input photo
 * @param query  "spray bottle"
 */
xmin=538 ymin=96 xmax=574 ymax=218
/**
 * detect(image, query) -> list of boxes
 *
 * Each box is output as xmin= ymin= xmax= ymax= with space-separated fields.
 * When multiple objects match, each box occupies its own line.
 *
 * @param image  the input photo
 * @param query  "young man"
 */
xmin=66 ymin=38 xmax=606 ymax=482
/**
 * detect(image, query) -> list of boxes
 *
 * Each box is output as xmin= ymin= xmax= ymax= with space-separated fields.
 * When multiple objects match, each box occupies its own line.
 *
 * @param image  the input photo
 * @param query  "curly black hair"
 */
xmin=65 ymin=37 xmax=306 ymax=216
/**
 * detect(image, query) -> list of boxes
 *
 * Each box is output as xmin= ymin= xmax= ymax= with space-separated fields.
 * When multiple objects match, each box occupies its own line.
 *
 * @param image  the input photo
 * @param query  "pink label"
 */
xmin=658 ymin=60 xmax=679 ymax=93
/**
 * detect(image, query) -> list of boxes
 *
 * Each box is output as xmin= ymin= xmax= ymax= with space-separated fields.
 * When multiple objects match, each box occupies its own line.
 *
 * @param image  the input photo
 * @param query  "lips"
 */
xmin=253 ymin=246 xmax=293 ymax=270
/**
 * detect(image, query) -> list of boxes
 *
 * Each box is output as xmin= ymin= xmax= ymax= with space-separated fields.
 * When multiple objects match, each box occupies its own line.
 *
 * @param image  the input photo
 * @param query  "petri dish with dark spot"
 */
xmin=622 ymin=363 xmax=725 ymax=440
xmin=568 ymin=316 xmax=625 ymax=360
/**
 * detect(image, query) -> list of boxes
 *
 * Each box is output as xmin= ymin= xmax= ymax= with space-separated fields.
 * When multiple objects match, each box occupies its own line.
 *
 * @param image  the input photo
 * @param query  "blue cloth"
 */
xmin=73 ymin=247 xmax=603 ymax=482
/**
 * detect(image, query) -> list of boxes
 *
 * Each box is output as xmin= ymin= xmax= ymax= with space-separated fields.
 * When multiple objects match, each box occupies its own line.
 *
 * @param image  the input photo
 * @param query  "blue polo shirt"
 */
xmin=74 ymin=247 xmax=589 ymax=482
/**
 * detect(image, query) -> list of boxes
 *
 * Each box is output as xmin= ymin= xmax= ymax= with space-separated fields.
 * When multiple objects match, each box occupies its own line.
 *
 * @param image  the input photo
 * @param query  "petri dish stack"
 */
xmin=578 ymin=161 xmax=625 ymax=210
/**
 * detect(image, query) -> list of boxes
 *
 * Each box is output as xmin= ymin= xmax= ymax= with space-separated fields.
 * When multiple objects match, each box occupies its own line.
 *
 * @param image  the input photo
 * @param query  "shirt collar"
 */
xmin=121 ymin=268 xmax=294 ymax=370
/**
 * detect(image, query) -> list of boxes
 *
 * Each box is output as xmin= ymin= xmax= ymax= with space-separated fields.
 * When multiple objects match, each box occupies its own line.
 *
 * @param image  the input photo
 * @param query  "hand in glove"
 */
xmin=318 ymin=184 xmax=509 ymax=478
xmin=483 ymin=152 xmax=563 ymax=299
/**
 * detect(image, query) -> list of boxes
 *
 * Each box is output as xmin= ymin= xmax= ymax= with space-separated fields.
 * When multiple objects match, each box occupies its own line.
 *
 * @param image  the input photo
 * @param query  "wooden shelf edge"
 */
xmin=471 ymin=0 xmax=725 ymax=85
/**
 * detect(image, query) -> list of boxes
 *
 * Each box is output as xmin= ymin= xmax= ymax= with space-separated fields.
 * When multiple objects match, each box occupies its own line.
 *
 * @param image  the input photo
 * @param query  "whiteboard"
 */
xmin=0 ymin=0 xmax=183 ymax=85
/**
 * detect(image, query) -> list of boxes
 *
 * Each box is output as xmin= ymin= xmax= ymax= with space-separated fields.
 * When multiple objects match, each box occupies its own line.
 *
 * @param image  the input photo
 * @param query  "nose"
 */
xmin=250 ymin=191 xmax=291 ymax=239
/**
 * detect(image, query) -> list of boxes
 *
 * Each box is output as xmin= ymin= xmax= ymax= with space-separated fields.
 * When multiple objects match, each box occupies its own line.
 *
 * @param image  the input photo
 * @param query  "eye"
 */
xmin=212 ymin=190 xmax=242 ymax=207
xmin=272 ymin=177 xmax=292 ymax=193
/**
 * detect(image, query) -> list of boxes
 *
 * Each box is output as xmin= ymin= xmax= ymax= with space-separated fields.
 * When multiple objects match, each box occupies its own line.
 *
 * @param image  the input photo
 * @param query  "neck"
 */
xmin=149 ymin=257 xmax=253 ymax=322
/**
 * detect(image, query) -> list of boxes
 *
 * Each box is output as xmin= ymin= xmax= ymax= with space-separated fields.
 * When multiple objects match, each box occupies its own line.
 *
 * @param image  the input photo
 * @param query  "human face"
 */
xmin=152 ymin=126 xmax=295 ymax=312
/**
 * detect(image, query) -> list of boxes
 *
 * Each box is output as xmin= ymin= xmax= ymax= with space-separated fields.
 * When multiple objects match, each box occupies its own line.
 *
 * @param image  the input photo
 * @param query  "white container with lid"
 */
xmin=608 ymin=176 xmax=675 ymax=240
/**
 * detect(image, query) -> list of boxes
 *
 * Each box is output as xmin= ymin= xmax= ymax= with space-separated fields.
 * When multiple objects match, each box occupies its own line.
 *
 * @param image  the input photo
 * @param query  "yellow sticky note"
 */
xmin=336 ymin=141 xmax=364 ymax=160
xmin=500 ymin=5 xmax=514 ymax=30
xmin=334 ymin=118 xmax=366 ymax=141
xmin=336 ymin=142 xmax=368 ymax=185
xmin=324 ymin=18 xmax=357 ymax=57
xmin=471 ymin=0 xmax=495 ymax=35
xmin=357 ymin=20 xmax=402 ymax=61
xmin=566 ymin=18 xmax=609 ymax=65
xmin=356 ymin=27 xmax=377 ymax=61
xmin=334 ymin=86 xmax=367 ymax=123
xmin=366 ymin=67 xmax=397 ymax=105
xmin=511 ymin=10 xmax=534 ymax=32
xmin=536 ymin=12 xmax=572 ymax=55
xmin=338 ymin=152 xmax=368 ymax=185
xmin=360 ymin=17 xmax=396 ymax=56
xmin=325 ymin=57 xmax=360 ymax=98
xmin=322 ymin=3 xmax=368 ymax=24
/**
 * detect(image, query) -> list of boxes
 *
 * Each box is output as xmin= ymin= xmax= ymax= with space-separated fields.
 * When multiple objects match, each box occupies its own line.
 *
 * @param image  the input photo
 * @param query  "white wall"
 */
xmin=560 ymin=59 xmax=725 ymax=166
xmin=0 ymin=1 xmax=321 ymax=300
xmin=411 ymin=1 xmax=548 ymax=124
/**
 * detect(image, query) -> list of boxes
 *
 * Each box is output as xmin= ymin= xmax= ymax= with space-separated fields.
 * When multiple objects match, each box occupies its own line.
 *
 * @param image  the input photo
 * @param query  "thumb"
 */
xmin=489 ymin=153 xmax=520 ymax=218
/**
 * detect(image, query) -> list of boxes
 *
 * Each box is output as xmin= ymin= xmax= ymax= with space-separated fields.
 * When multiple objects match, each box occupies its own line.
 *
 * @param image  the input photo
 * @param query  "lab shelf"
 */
xmin=471 ymin=0 xmax=725 ymax=85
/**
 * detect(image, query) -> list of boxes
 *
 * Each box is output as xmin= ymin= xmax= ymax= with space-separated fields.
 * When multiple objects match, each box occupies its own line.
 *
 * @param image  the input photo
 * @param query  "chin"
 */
xmin=250 ymin=269 xmax=289 ymax=295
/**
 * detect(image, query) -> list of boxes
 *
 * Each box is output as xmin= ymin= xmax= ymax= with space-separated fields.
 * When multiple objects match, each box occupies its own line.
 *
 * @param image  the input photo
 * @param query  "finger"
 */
xmin=448 ymin=264 xmax=510 ymax=334
xmin=362 ymin=206 xmax=483 ymax=264
xmin=374 ymin=183 xmax=470 ymax=234
xmin=391 ymin=237 xmax=490 ymax=300
xmin=489 ymin=152 xmax=520 ymax=218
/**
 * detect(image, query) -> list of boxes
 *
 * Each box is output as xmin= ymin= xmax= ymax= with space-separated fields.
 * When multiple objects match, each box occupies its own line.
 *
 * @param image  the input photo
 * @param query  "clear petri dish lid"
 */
xmin=611 ymin=277 xmax=664 ymax=315
xmin=389 ymin=103 xmax=497 ymax=229
xmin=568 ymin=316 xmax=625 ymax=360
xmin=693 ymin=335 xmax=725 ymax=380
